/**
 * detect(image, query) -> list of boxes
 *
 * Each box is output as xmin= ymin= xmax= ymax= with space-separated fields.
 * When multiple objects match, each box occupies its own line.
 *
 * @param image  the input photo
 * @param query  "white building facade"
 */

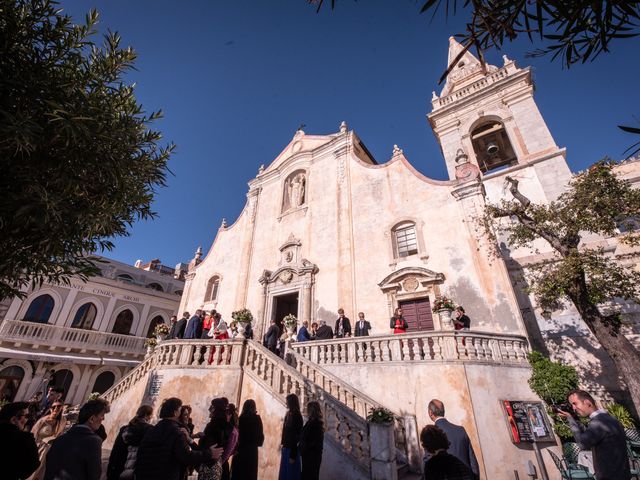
xmin=0 ymin=257 xmax=184 ymax=405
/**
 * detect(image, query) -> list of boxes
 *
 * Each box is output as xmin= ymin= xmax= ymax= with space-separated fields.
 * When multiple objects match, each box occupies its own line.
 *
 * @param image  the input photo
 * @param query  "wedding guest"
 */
xmin=279 ymin=394 xmax=303 ymax=480
xmin=45 ymin=398 xmax=110 ymax=480
xmin=334 ymin=308 xmax=351 ymax=338
xmin=28 ymin=402 xmax=66 ymax=480
xmin=390 ymin=307 xmax=408 ymax=334
xmin=300 ymin=401 xmax=324 ymax=480
xmin=231 ymin=400 xmax=264 ymax=480
xmin=0 ymin=401 xmax=40 ymax=480
xmin=114 ymin=405 xmax=154 ymax=480
xmin=199 ymin=398 xmax=233 ymax=480
xmin=421 ymin=425 xmax=474 ymax=480
xmin=297 ymin=320 xmax=312 ymax=342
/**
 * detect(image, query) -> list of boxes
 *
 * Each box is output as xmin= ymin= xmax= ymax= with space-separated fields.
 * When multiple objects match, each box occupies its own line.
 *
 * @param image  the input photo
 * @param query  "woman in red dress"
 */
xmin=389 ymin=307 xmax=408 ymax=334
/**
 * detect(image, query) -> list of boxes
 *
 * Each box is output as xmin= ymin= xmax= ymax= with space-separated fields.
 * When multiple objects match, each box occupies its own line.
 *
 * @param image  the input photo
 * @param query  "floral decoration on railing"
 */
xmin=283 ymin=314 xmax=298 ymax=329
xmin=231 ymin=308 xmax=253 ymax=324
xmin=144 ymin=337 xmax=158 ymax=348
xmin=366 ymin=406 xmax=395 ymax=424
xmin=431 ymin=295 xmax=456 ymax=312
xmin=153 ymin=323 xmax=170 ymax=337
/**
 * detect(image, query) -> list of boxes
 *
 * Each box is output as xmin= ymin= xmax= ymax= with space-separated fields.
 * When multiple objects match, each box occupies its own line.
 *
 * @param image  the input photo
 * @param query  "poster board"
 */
xmin=502 ymin=400 xmax=555 ymax=444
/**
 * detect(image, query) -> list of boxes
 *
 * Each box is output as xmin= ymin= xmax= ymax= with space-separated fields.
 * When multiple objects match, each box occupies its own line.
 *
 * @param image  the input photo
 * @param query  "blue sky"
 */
xmin=61 ymin=0 xmax=640 ymax=267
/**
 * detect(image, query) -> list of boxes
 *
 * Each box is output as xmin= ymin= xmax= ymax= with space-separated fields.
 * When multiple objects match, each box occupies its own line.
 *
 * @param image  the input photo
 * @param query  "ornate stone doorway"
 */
xmin=272 ymin=292 xmax=299 ymax=327
xmin=378 ymin=266 xmax=445 ymax=331
xmin=256 ymin=235 xmax=318 ymax=339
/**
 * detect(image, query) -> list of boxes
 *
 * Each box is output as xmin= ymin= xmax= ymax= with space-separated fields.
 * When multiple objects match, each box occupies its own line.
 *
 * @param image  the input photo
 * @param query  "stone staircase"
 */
xmin=103 ymin=339 xmax=421 ymax=479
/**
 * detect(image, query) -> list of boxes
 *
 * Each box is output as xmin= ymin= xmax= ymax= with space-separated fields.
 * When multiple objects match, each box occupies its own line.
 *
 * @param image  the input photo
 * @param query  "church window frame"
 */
xmin=205 ymin=275 xmax=221 ymax=303
xmin=392 ymin=221 xmax=421 ymax=259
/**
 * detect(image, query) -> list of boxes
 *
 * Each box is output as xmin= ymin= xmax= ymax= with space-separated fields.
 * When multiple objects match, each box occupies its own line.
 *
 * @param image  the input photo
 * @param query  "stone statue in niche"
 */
xmin=285 ymin=172 xmax=306 ymax=211
xmin=285 ymin=251 xmax=293 ymax=263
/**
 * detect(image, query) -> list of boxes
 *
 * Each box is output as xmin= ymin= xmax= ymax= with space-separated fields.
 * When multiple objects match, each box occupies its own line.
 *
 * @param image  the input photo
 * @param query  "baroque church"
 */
xmin=102 ymin=38 xmax=640 ymax=480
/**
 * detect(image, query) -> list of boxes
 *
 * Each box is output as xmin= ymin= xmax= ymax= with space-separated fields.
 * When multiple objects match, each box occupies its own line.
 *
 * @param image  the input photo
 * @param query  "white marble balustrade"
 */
xmin=290 ymin=330 xmax=529 ymax=366
xmin=0 ymin=319 xmax=146 ymax=356
xmin=244 ymin=341 xmax=372 ymax=473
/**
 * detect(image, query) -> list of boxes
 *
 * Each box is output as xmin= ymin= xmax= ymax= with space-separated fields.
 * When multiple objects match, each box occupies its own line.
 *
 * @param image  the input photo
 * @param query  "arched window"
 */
xmin=147 ymin=283 xmax=164 ymax=292
xmin=91 ymin=371 xmax=115 ymax=394
xmin=470 ymin=120 xmax=517 ymax=173
xmin=24 ymin=294 xmax=55 ymax=323
xmin=205 ymin=276 xmax=220 ymax=302
xmin=117 ymin=274 xmax=134 ymax=283
xmin=71 ymin=303 xmax=98 ymax=330
xmin=393 ymin=222 xmax=419 ymax=258
xmin=146 ymin=315 xmax=166 ymax=338
xmin=112 ymin=309 xmax=134 ymax=335
xmin=0 ymin=365 xmax=25 ymax=402
xmin=174 ymin=290 xmax=184 ymax=296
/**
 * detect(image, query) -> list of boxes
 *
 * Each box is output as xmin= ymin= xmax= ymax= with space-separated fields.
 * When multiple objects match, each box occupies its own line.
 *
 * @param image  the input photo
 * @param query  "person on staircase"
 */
xmin=300 ymin=401 xmax=324 ymax=480
xmin=279 ymin=394 xmax=303 ymax=480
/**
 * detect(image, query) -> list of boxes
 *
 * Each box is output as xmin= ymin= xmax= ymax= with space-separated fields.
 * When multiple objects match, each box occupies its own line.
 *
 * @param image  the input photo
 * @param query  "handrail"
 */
xmin=290 ymin=330 xmax=530 ymax=366
xmin=288 ymin=348 xmax=419 ymax=471
xmin=0 ymin=319 xmax=146 ymax=355
xmin=244 ymin=340 xmax=372 ymax=473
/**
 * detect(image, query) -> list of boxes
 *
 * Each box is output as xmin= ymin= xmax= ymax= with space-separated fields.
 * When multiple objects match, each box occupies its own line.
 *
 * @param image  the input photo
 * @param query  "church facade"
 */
xmin=180 ymin=38 xmax=573 ymax=345
xmin=101 ymin=38 xmax=640 ymax=480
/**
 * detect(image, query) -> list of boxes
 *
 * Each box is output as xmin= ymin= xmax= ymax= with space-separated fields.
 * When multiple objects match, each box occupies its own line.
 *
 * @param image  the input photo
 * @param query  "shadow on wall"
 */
xmin=447 ymin=276 xmax=519 ymax=332
xmin=316 ymin=306 xmax=338 ymax=325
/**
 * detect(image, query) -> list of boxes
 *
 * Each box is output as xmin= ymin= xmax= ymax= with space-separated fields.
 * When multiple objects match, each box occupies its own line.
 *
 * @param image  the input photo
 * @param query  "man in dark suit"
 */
xmin=264 ymin=319 xmax=280 ymax=353
xmin=558 ymin=389 xmax=630 ymax=480
xmin=0 ymin=401 xmax=40 ymax=480
xmin=427 ymin=399 xmax=479 ymax=479
xmin=168 ymin=312 xmax=189 ymax=339
xmin=354 ymin=312 xmax=372 ymax=337
xmin=334 ymin=308 xmax=352 ymax=338
xmin=315 ymin=320 xmax=334 ymax=340
xmin=184 ymin=310 xmax=203 ymax=339
xmin=45 ymin=398 xmax=110 ymax=480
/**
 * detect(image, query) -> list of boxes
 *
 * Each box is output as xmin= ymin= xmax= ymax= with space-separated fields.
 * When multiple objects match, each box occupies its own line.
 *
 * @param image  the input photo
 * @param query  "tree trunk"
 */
xmin=569 ymin=278 xmax=640 ymax=414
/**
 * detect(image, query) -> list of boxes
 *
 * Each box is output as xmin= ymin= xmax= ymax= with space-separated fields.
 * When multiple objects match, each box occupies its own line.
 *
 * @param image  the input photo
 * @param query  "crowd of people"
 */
xmin=161 ymin=305 xmax=473 ymax=359
xmin=0 ymin=385 xmax=634 ymax=480
xmin=165 ymin=310 xmax=253 ymax=342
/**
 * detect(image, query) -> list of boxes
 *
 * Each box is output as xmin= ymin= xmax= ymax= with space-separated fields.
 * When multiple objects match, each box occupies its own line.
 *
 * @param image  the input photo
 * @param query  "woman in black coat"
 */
xmin=199 ymin=398 xmax=232 ymax=480
xmin=230 ymin=399 xmax=264 ymax=480
xmin=278 ymin=393 xmax=303 ymax=480
xmin=300 ymin=401 xmax=324 ymax=480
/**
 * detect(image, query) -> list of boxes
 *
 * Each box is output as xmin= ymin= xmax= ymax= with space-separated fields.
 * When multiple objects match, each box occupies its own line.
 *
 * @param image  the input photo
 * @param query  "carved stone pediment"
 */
xmin=378 ymin=266 xmax=445 ymax=293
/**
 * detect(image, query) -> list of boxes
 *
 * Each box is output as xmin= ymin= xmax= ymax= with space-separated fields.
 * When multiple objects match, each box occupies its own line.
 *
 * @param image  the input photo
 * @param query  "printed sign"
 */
xmin=502 ymin=400 xmax=554 ymax=444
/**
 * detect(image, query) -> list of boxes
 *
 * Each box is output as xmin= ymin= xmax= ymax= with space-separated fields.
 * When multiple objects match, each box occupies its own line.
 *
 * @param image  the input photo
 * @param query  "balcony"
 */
xmin=0 ymin=319 xmax=146 ymax=358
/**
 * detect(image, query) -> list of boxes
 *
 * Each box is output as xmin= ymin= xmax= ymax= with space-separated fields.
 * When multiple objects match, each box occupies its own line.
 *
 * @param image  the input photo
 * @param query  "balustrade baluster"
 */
xmin=411 ymin=337 xmax=423 ymax=361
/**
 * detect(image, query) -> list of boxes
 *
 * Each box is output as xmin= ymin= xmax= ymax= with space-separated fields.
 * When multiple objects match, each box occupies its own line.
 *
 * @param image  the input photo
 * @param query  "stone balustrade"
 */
xmin=0 ymin=319 xmax=146 ymax=357
xmin=290 ymin=330 xmax=530 ymax=366
xmin=103 ymin=352 xmax=158 ymax=403
xmin=288 ymin=349 xmax=419 ymax=472
xmin=433 ymin=67 xmax=510 ymax=109
xmin=155 ymin=338 xmax=246 ymax=367
xmin=244 ymin=341 xmax=372 ymax=473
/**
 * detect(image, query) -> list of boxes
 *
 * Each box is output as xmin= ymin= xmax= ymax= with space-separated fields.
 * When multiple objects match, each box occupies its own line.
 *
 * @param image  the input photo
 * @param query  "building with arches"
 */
xmin=0 ymin=256 xmax=185 ymax=404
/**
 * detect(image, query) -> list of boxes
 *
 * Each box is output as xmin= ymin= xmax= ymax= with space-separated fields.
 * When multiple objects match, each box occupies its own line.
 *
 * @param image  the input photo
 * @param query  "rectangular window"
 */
xmin=396 ymin=225 xmax=418 ymax=257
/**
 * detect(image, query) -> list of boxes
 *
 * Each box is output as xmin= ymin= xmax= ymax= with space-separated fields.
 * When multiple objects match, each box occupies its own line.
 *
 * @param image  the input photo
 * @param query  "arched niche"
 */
xmin=281 ymin=169 xmax=307 ymax=213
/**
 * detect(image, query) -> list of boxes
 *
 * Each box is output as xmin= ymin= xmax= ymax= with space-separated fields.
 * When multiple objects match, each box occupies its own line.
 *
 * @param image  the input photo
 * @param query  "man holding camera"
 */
xmin=557 ymin=389 xmax=630 ymax=480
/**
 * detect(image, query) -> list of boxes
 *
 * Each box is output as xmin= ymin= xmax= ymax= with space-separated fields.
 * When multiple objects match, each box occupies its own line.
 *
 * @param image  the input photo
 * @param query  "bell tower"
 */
xmin=428 ymin=37 xmax=571 ymax=201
